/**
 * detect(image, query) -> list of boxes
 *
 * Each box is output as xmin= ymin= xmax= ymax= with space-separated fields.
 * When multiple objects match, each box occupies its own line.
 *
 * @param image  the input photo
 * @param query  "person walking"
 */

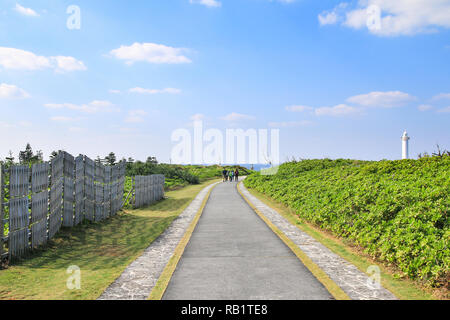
xmin=229 ymin=170 xmax=234 ymax=182
xmin=222 ymin=169 xmax=228 ymax=182
xmin=234 ymin=168 xmax=239 ymax=182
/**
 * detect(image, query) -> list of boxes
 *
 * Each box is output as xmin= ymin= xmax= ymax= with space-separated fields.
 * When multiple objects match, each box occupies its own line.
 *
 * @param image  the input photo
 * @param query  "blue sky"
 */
xmin=0 ymin=0 xmax=449 ymax=163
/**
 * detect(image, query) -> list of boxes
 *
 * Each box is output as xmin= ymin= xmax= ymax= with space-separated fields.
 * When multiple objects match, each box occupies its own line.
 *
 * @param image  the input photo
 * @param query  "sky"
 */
xmin=0 ymin=0 xmax=449 ymax=164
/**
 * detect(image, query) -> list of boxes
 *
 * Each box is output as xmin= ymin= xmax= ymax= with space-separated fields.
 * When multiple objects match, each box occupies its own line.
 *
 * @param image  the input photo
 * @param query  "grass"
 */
xmin=245 ymin=186 xmax=438 ymax=300
xmin=0 ymin=179 xmax=219 ymax=300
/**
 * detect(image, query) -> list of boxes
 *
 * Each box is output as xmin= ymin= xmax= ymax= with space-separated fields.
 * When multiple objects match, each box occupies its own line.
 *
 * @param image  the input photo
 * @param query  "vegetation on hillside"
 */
xmin=125 ymin=160 xmax=252 ymax=190
xmin=0 ymin=144 xmax=252 ymax=191
xmin=244 ymin=157 xmax=449 ymax=289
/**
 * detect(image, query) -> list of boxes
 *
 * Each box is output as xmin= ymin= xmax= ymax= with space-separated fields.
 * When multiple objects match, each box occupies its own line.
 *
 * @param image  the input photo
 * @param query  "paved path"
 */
xmin=163 ymin=181 xmax=333 ymax=300
xmin=238 ymin=182 xmax=397 ymax=300
xmin=99 ymin=182 xmax=219 ymax=300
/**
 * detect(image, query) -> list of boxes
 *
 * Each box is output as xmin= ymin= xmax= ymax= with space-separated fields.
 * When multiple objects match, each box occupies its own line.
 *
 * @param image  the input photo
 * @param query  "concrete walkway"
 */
xmin=163 ymin=181 xmax=333 ymax=300
xmin=238 ymin=182 xmax=397 ymax=300
xmin=99 ymin=182 xmax=219 ymax=300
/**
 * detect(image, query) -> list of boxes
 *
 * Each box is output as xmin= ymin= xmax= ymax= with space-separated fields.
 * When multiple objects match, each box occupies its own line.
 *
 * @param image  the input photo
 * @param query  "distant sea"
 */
xmin=239 ymin=164 xmax=272 ymax=172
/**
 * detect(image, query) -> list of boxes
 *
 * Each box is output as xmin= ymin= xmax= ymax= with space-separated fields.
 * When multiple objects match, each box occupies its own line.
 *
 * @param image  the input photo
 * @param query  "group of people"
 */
xmin=222 ymin=168 xmax=239 ymax=182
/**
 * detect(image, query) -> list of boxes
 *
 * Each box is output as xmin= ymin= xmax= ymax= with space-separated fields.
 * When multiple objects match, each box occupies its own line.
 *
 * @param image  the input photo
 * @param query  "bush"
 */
xmin=126 ymin=162 xmax=252 ymax=190
xmin=244 ymin=157 xmax=450 ymax=288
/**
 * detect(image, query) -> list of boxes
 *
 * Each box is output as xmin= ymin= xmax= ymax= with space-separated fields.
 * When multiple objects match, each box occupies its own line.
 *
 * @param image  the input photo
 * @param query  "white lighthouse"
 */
xmin=402 ymin=131 xmax=410 ymax=159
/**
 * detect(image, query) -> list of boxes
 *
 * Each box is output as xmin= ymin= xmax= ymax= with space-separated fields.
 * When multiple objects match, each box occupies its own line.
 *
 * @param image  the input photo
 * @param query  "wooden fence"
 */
xmin=0 ymin=151 xmax=126 ymax=261
xmin=133 ymin=175 xmax=165 ymax=208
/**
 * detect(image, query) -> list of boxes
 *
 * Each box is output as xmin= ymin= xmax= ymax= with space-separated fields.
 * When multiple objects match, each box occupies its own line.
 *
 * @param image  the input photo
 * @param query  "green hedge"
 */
xmin=244 ymin=157 xmax=449 ymax=288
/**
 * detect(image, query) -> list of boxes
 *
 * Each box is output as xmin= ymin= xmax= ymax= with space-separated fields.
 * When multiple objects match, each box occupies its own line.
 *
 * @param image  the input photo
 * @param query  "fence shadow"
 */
xmin=142 ymin=197 xmax=191 ymax=212
xmin=9 ymin=211 xmax=176 ymax=271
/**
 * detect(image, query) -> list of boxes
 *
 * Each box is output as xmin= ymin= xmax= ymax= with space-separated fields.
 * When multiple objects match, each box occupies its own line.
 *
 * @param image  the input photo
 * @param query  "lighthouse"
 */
xmin=402 ymin=131 xmax=410 ymax=159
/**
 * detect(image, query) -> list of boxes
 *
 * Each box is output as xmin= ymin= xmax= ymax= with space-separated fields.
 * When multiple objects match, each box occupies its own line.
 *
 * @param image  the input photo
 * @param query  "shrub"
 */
xmin=244 ymin=157 xmax=450 ymax=288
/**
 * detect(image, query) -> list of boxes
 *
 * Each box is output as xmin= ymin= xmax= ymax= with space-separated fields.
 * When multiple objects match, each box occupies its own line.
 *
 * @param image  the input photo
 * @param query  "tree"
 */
xmin=104 ymin=152 xmax=117 ymax=166
xmin=431 ymin=144 xmax=449 ymax=158
xmin=127 ymin=157 xmax=135 ymax=164
xmin=19 ymin=143 xmax=34 ymax=164
xmin=35 ymin=150 xmax=43 ymax=162
xmin=50 ymin=151 xmax=59 ymax=160
xmin=5 ymin=150 xmax=15 ymax=164
xmin=146 ymin=156 xmax=158 ymax=164
xmin=18 ymin=143 xmax=42 ymax=164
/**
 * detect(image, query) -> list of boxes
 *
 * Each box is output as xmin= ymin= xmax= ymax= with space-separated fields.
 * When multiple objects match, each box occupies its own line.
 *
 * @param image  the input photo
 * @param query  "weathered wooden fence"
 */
xmin=133 ymin=175 xmax=165 ymax=208
xmin=0 ymin=151 xmax=126 ymax=261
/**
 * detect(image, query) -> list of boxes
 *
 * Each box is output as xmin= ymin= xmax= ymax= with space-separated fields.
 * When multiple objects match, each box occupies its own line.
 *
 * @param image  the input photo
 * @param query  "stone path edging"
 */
xmin=98 ymin=182 xmax=220 ymax=300
xmin=238 ymin=182 xmax=397 ymax=300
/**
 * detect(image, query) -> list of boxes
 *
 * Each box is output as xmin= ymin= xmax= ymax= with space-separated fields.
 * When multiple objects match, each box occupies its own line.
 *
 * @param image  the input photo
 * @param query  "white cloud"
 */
xmin=50 ymin=116 xmax=76 ymax=122
xmin=129 ymin=87 xmax=181 ymax=95
xmin=0 ymin=47 xmax=50 ymax=70
xmin=0 ymin=120 xmax=32 ymax=129
xmin=189 ymin=0 xmax=221 ymax=7
xmin=221 ymin=112 xmax=256 ymax=121
xmin=432 ymin=93 xmax=450 ymax=100
xmin=110 ymin=42 xmax=192 ymax=65
xmin=51 ymin=56 xmax=87 ymax=73
xmin=321 ymin=0 xmax=450 ymax=36
xmin=0 ymin=121 xmax=16 ymax=129
xmin=190 ymin=113 xmax=205 ymax=121
xmin=268 ymin=120 xmax=313 ymax=128
xmin=0 ymin=47 xmax=86 ymax=72
xmin=418 ymin=104 xmax=433 ymax=112
xmin=109 ymin=89 xmax=121 ymax=94
xmin=437 ymin=106 xmax=450 ymax=113
xmin=18 ymin=121 xmax=31 ymax=127
xmin=318 ymin=3 xmax=348 ymax=26
xmin=343 ymin=8 xmax=367 ymax=29
xmin=68 ymin=127 xmax=86 ymax=133
xmin=285 ymin=105 xmax=314 ymax=112
xmin=319 ymin=11 xmax=338 ymax=26
xmin=125 ymin=109 xmax=148 ymax=123
xmin=347 ymin=91 xmax=415 ymax=108
xmin=315 ymin=104 xmax=361 ymax=116
xmin=119 ymin=127 xmax=137 ymax=134
xmin=0 ymin=83 xmax=30 ymax=99
xmin=269 ymin=0 xmax=297 ymax=3
xmin=287 ymin=91 xmax=414 ymax=118
xmin=44 ymin=100 xmax=118 ymax=114
xmin=14 ymin=4 xmax=39 ymax=17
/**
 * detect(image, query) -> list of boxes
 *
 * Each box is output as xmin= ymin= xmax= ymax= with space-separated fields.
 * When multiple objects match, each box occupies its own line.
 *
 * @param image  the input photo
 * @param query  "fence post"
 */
xmin=0 ymin=164 xmax=3 ymax=262
xmin=132 ymin=176 xmax=136 ymax=208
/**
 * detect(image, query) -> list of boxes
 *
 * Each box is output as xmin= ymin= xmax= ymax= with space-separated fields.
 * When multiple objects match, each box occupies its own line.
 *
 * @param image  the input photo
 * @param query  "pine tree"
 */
xmin=104 ymin=152 xmax=117 ymax=166
xmin=50 ymin=151 xmax=59 ymax=160
xmin=5 ymin=150 xmax=15 ymax=164
xmin=146 ymin=156 xmax=158 ymax=164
